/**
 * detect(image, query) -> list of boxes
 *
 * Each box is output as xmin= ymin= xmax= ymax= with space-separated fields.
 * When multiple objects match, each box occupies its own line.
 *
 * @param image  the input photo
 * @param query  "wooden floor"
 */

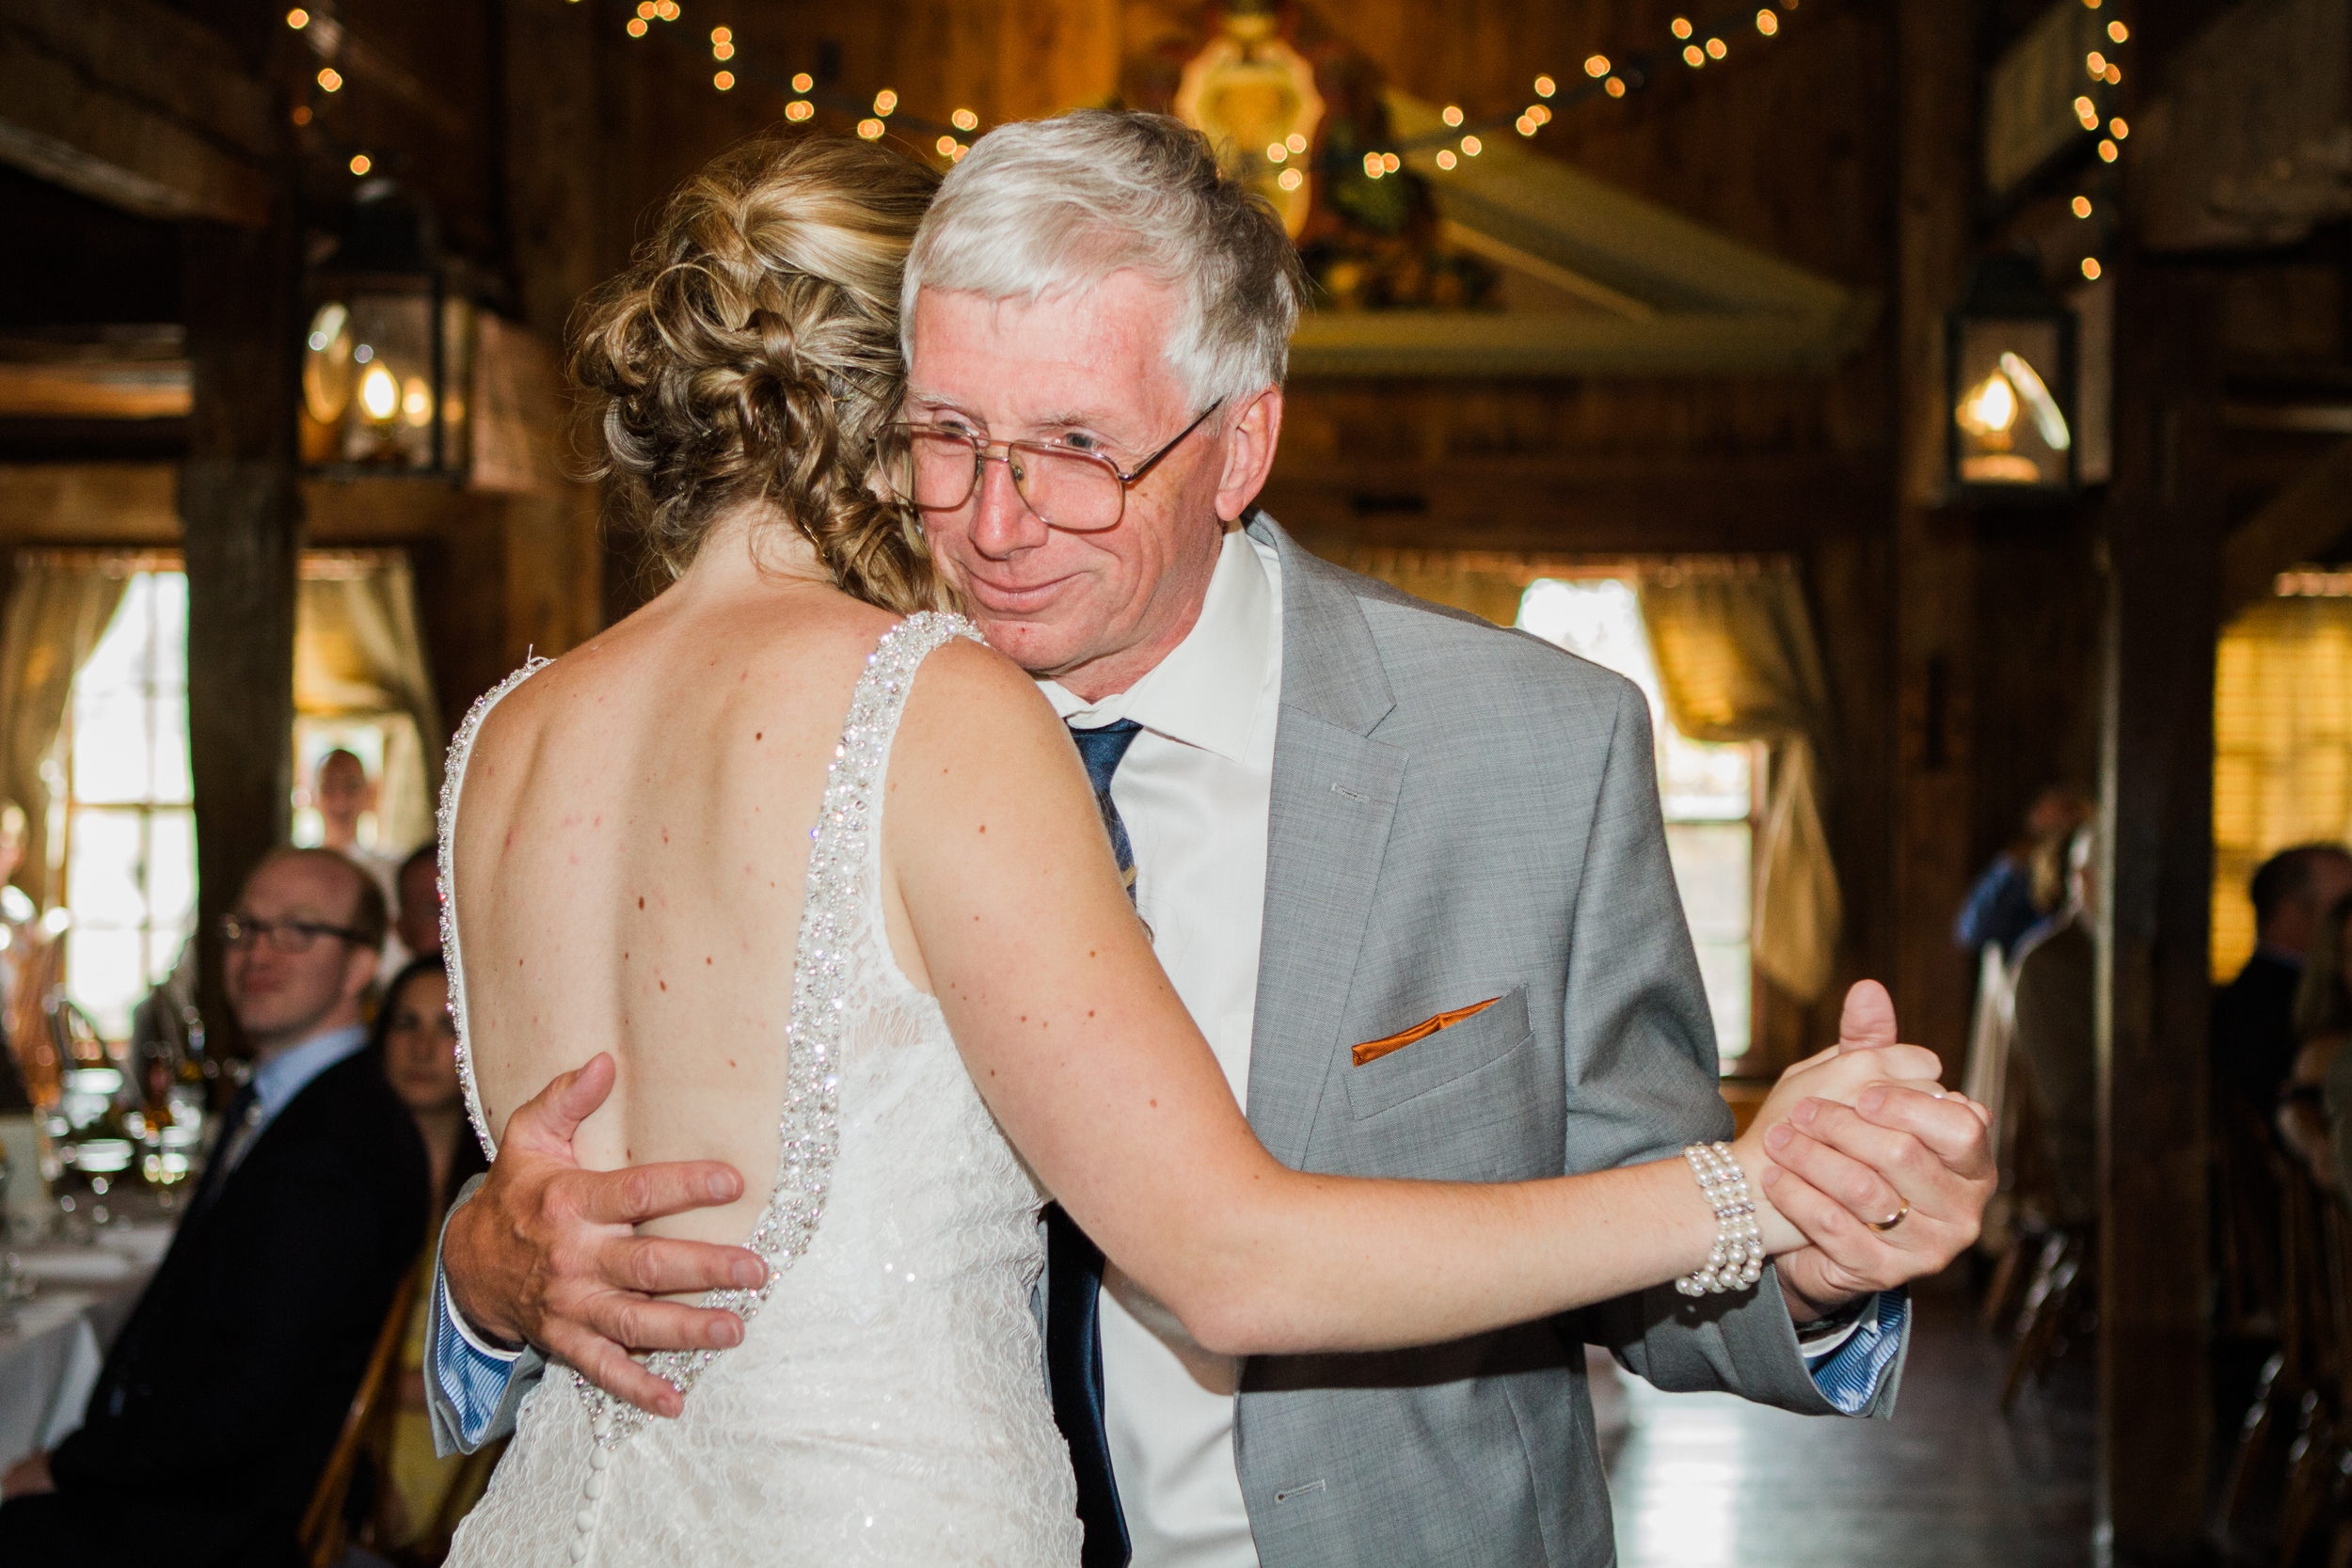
xmin=1601 ymin=1279 xmax=2095 ymax=1567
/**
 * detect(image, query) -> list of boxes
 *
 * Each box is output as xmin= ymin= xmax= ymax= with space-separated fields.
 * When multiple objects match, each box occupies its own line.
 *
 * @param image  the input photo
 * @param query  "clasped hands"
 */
xmin=443 ymin=980 xmax=1994 ymax=1412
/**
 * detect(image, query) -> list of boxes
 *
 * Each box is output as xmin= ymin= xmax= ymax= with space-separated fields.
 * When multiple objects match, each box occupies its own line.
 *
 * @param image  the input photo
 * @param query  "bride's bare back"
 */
xmin=453 ymin=513 xmax=902 ymax=1250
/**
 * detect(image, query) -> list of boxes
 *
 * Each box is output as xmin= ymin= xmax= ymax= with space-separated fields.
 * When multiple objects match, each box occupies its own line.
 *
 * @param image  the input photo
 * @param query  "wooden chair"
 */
xmin=300 ymin=1262 xmax=421 ymax=1568
xmin=2220 ymin=1120 xmax=2328 ymax=1540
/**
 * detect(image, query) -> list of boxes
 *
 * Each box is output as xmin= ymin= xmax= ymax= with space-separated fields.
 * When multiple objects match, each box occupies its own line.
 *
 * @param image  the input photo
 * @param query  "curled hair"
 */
xmin=572 ymin=136 xmax=948 ymax=611
xmin=905 ymin=111 xmax=1309 ymax=411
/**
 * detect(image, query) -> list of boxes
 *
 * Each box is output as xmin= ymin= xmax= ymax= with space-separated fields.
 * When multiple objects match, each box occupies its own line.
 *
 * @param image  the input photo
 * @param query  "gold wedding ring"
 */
xmin=1868 ymin=1200 xmax=1911 ymax=1233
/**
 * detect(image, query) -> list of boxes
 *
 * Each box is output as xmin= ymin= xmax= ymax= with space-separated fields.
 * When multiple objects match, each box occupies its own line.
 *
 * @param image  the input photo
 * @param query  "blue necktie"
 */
xmin=1049 ymin=719 xmax=1140 ymax=1567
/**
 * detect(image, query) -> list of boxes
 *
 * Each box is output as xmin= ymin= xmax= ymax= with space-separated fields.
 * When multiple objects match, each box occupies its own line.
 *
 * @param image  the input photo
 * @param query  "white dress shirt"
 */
xmin=1041 ymin=527 xmax=1283 ymax=1568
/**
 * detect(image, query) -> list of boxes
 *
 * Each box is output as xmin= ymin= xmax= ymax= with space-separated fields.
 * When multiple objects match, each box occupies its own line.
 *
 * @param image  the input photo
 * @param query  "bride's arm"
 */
xmin=883 ymin=642 xmax=1938 ymax=1357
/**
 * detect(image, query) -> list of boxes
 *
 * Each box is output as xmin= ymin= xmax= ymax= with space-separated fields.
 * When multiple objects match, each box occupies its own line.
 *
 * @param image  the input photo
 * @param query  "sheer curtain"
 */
xmin=0 ymin=553 xmax=132 ymax=911
xmin=295 ymin=552 xmax=444 ymax=855
xmin=1638 ymin=561 xmax=1842 ymax=1004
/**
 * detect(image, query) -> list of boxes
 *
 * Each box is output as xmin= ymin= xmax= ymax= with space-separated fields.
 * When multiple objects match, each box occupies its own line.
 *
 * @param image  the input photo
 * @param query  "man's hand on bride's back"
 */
xmin=443 ymin=1053 xmax=770 ymax=1418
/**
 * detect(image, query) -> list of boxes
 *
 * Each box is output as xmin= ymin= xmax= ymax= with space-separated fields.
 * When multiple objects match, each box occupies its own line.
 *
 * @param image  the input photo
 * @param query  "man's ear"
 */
xmin=343 ymin=938 xmax=381 ymax=1005
xmin=1214 ymin=385 xmax=1284 ymax=524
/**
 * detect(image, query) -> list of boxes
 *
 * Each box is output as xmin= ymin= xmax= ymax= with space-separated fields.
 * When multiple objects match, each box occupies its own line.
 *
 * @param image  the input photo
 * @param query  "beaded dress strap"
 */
xmin=437 ymin=657 xmax=552 ymax=1164
xmin=572 ymin=610 xmax=984 ymax=1448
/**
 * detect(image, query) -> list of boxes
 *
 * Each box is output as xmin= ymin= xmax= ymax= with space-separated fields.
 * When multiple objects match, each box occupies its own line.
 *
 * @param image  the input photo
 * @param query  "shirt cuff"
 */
xmin=435 ymin=1266 xmax=522 ymax=1448
xmin=1802 ymin=1288 xmax=1908 ymax=1415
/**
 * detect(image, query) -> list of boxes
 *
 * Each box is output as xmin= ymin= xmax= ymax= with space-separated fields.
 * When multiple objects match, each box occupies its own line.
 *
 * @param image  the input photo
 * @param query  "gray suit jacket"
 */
xmin=1225 ymin=514 xmax=1896 ymax=1568
xmin=426 ymin=512 xmax=1904 ymax=1560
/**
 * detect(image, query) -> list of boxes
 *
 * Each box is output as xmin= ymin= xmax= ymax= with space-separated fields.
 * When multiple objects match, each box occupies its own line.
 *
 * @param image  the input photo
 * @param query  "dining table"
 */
xmin=0 ymin=1221 xmax=173 ymax=1474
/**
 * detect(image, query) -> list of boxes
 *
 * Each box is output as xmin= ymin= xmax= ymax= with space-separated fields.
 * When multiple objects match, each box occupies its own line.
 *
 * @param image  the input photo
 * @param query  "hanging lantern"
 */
xmin=1947 ymin=252 xmax=2077 ymax=499
xmin=301 ymin=180 xmax=474 ymax=477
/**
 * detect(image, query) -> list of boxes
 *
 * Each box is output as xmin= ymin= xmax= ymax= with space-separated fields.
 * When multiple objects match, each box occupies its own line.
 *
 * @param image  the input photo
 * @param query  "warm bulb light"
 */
xmin=857 ymin=119 xmax=883 ymax=139
xmin=317 ymin=67 xmax=342 ymax=90
xmin=2081 ymin=257 xmax=2102 ymax=280
xmin=286 ymin=7 xmax=309 ymax=25
xmin=1957 ymin=371 xmax=2019 ymax=440
xmin=291 ymin=104 xmax=312 ymax=125
xmin=2105 ymin=62 xmax=2122 ymax=83
xmin=1605 ymin=76 xmax=1627 ymax=97
xmin=1517 ymin=115 xmax=1537 ymax=135
xmin=1534 ymin=74 xmax=1555 ymax=97
xmin=1530 ymin=104 xmax=1550 ymax=124
xmin=2086 ymin=51 xmax=2106 ymax=75
xmin=2109 ymin=117 xmax=2128 ymax=138
xmin=358 ymin=363 xmax=399 ymax=422
xmin=712 ymin=41 xmax=733 ymax=59
xmin=1756 ymin=8 xmax=1778 ymax=34
xmin=655 ymin=0 xmax=678 ymax=18
xmin=1706 ymin=37 xmax=1726 ymax=57
xmin=2098 ymin=138 xmax=2118 ymax=161
xmin=1672 ymin=16 xmax=1693 ymax=38
xmin=952 ymin=108 xmax=978 ymax=131
xmin=2074 ymin=95 xmax=2098 ymax=129
xmin=2072 ymin=195 xmax=2093 ymax=217
xmin=1684 ymin=44 xmax=1705 ymax=66
xmin=1381 ymin=152 xmax=1400 ymax=172
xmin=1435 ymin=149 xmax=1457 ymax=169
xmin=937 ymin=135 xmax=957 ymax=156
xmin=402 ymin=377 xmax=433 ymax=428
xmin=874 ymin=89 xmax=898 ymax=115
xmin=1441 ymin=105 xmax=1463 ymax=127
xmin=626 ymin=17 xmax=646 ymax=35
xmin=786 ymin=100 xmax=813 ymax=120
xmin=713 ymin=70 xmax=734 ymax=89
xmin=348 ymin=152 xmax=371 ymax=175
xmin=1286 ymin=133 xmax=1307 ymax=153
xmin=1278 ymin=168 xmax=1303 ymax=191
xmin=1584 ymin=55 xmax=1609 ymax=77
xmin=2106 ymin=19 xmax=2128 ymax=40
xmin=1266 ymin=143 xmax=1287 ymax=163
xmin=792 ymin=72 xmax=813 ymax=91
xmin=1362 ymin=152 xmax=1384 ymax=177
xmin=1461 ymin=135 xmax=1482 ymax=155
xmin=710 ymin=25 xmax=730 ymax=41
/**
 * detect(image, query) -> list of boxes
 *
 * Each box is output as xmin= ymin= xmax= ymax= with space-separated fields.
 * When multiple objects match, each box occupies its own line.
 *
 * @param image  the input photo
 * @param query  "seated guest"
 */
xmin=391 ymin=843 xmax=442 ymax=964
xmin=1955 ymin=784 xmax=2090 ymax=958
xmin=2215 ymin=844 xmax=2352 ymax=1127
xmin=373 ymin=954 xmax=489 ymax=1549
xmin=2010 ymin=827 xmax=2097 ymax=1226
xmin=0 ymin=848 xmax=429 ymax=1568
xmin=2280 ymin=894 xmax=2352 ymax=1191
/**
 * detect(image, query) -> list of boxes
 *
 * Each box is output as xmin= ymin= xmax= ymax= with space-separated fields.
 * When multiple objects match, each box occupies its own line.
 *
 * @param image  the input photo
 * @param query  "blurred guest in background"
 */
xmin=2279 ymin=893 xmax=2352 ymax=1192
xmin=2215 ymin=845 xmax=2352 ymax=1129
xmin=373 ymin=953 xmax=489 ymax=1550
xmin=2010 ymin=827 xmax=2098 ymax=1227
xmin=0 ymin=847 xmax=428 ymax=1567
xmin=1956 ymin=784 xmax=2092 ymax=959
xmin=390 ymin=842 xmax=441 ymax=969
xmin=314 ymin=748 xmax=378 ymax=859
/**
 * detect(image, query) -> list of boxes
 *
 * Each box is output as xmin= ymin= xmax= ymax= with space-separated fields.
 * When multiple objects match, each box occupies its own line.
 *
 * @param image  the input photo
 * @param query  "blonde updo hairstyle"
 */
xmin=572 ymin=136 xmax=950 ymax=613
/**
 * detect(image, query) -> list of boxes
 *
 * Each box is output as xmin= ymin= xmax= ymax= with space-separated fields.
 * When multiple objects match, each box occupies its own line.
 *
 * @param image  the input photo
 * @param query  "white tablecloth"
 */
xmin=0 ymin=1224 xmax=170 ymax=1471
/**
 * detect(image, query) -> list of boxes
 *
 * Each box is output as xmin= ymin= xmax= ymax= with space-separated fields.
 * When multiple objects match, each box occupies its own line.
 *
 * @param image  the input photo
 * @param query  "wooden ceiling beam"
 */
xmin=2219 ymin=436 xmax=2352 ymax=617
xmin=0 ymin=0 xmax=271 ymax=225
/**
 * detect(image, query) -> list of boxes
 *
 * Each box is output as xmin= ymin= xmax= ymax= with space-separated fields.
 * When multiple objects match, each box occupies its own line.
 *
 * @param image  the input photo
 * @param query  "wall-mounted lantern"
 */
xmin=300 ymin=181 xmax=474 ymax=478
xmin=1947 ymin=252 xmax=2077 ymax=499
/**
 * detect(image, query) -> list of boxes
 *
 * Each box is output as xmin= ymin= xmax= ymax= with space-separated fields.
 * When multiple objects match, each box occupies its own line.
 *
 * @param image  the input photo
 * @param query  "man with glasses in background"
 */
xmin=0 ymin=847 xmax=426 ymax=1568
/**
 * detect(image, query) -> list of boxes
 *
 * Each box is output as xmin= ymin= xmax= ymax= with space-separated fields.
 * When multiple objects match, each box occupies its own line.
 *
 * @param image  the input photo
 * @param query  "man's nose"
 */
xmin=965 ymin=455 xmax=1049 ymax=560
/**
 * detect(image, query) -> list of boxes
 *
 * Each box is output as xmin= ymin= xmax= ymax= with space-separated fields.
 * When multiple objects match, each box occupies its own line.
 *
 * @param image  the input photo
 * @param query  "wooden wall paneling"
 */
xmin=1890 ymin=0 xmax=1979 ymax=1072
xmin=2095 ymin=261 xmax=2222 ymax=1561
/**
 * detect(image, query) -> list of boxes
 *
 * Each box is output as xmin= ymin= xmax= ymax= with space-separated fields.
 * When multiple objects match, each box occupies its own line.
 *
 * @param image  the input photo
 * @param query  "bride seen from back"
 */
xmin=440 ymin=134 xmax=1948 ymax=1564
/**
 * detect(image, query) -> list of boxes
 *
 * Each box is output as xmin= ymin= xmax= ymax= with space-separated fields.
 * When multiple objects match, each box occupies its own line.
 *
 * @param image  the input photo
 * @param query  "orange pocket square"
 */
xmin=1351 ymin=997 xmax=1502 ymax=1067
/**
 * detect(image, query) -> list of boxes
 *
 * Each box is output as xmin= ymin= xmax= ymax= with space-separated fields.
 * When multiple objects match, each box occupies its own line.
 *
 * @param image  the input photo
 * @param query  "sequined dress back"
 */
xmin=442 ymin=614 xmax=1082 ymax=1567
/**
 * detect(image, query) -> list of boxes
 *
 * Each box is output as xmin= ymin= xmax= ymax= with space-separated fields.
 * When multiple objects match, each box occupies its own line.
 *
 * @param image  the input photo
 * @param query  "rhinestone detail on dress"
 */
xmin=438 ymin=656 xmax=551 ymax=1163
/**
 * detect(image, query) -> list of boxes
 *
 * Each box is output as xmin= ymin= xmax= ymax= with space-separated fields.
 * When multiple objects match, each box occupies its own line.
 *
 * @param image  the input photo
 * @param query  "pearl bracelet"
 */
xmin=1676 ymin=1140 xmax=1764 ymax=1296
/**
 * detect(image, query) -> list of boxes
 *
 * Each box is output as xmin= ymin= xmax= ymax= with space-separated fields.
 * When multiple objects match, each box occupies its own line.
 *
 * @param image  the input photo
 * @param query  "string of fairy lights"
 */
xmin=284 ymin=0 xmax=2127 ymax=286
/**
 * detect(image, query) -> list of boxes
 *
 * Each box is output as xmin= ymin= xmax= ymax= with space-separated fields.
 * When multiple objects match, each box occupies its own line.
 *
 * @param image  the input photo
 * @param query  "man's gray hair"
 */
xmin=902 ymin=110 xmax=1309 ymax=410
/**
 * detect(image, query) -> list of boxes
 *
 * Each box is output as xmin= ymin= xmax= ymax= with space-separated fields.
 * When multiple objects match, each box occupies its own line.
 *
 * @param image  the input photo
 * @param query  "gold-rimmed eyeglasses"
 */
xmin=884 ymin=401 xmax=1223 ymax=533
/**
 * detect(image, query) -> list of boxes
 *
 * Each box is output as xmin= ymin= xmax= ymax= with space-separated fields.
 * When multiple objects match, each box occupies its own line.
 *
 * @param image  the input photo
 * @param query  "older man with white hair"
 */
xmin=429 ymin=112 xmax=1993 ymax=1567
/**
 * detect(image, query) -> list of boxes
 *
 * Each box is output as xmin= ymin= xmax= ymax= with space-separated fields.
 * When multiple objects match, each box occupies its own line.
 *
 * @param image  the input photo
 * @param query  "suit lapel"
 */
xmin=1244 ymin=515 xmax=1405 ymax=1169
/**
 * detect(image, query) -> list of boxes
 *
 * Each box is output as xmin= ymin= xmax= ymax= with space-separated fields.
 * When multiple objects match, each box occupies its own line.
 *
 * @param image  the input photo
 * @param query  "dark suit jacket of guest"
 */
xmin=41 ymin=1048 xmax=429 ymax=1568
xmin=2214 ymin=948 xmax=2304 ymax=1118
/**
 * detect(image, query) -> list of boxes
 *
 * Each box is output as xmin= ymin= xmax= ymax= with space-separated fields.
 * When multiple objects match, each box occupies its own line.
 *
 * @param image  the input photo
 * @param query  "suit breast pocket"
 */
xmin=1342 ymin=985 xmax=1534 ymax=1120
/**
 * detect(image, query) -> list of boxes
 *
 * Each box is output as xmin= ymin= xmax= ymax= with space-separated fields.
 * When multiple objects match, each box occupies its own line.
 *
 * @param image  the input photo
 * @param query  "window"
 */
xmin=1518 ymin=578 xmax=1761 ymax=1063
xmin=54 ymin=572 xmax=196 ymax=1039
xmin=2212 ymin=587 xmax=2352 ymax=981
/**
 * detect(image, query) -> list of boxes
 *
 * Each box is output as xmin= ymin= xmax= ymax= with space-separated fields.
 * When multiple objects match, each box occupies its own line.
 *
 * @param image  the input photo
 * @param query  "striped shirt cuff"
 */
xmin=1802 ymin=1287 xmax=1908 ymax=1415
xmin=434 ymin=1266 xmax=522 ymax=1447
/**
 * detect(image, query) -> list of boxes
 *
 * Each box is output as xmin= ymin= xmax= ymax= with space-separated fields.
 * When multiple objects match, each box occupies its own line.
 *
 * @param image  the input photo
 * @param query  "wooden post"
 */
xmin=180 ymin=201 xmax=303 ymax=1056
xmin=1892 ymin=0 xmax=1980 ymax=1066
xmin=2095 ymin=261 xmax=2220 ymax=1562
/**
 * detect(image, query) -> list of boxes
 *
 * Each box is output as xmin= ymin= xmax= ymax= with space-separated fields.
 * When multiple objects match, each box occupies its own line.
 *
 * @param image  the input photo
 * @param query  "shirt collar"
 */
xmin=1040 ymin=528 xmax=1276 ymax=763
xmin=249 ymin=1022 xmax=370 ymax=1118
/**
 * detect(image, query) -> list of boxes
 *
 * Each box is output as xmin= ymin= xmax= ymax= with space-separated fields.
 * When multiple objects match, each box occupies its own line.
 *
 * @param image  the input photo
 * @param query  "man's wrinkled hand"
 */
xmin=1764 ymin=982 xmax=1996 ymax=1320
xmin=442 ymin=1053 xmax=768 ymax=1418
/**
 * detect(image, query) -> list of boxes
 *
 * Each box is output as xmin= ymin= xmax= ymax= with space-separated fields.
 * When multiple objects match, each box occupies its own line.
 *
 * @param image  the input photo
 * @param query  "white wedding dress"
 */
xmin=440 ymin=613 xmax=1082 ymax=1567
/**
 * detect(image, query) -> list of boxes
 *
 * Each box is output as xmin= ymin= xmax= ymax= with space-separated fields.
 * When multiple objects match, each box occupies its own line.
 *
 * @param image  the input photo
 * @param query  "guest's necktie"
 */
xmin=187 ymin=1080 xmax=260 ymax=1219
xmin=1048 ymin=718 xmax=1141 ymax=1568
